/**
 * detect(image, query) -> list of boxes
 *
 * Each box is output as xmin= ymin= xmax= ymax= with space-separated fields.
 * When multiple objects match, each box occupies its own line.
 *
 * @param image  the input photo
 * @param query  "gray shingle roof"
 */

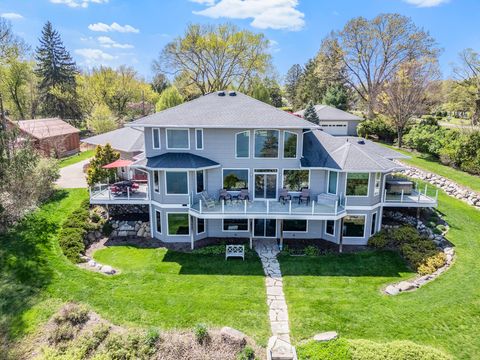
xmin=133 ymin=152 xmax=220 ymax=170
xmin=294 ymin=105 xmax=362 ymax=121
xmin=301 ymin=130 xmax=402 ymax=172
xmin=127 ymin=91 xmax=318 ymax=129
xmin=82 ymin=127 xmax=144 ymax=153
xmin=336 ymin=137 xmax=410 ymax=160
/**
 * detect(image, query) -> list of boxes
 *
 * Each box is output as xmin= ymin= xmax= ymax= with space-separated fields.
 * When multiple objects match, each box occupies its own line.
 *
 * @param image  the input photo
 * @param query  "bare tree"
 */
xmin=379 ymin=59 xmax=440 ymax=147
xmin=323 ymin=14 xmax=440 ymax=119
xmin=453 ymin=48 xmax=480 ymax=125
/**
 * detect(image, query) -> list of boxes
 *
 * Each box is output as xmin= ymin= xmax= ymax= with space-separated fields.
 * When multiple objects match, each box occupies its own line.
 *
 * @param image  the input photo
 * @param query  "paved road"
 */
xmin=56 ymin=159 xmax=90 ymax=188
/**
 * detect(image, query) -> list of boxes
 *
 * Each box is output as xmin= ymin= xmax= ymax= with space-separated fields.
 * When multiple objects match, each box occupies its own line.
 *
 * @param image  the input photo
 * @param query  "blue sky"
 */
xmin=1 ymin=0 xmax=479 ymax=81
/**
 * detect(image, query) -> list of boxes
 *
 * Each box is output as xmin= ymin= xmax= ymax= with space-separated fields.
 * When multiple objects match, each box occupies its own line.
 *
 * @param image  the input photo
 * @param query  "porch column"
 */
xmin=279 ymin=219 xmax=284 ymax=250
xmin=339 ymin=218 xmax=344 ymax=253
xmin=190 ymin=215 xmax=195 ymax=250
xmin=249 ymin=218 xmax=253 ymax=249
xmin=378 ymin=206 xmax=384 ymax=232
xmin=149 ymin=204 xmax=154 ymax=238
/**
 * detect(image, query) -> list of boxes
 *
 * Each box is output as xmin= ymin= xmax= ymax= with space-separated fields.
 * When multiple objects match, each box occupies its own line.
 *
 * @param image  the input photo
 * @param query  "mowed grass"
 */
xmin=381 ymin=144 xmax=480 ymax=193
xmin=280 ymin=189 xmax=480 ymax=359
xmin=0 ymin=189 xmax=269 ymax=348
xmin=58 ymin=149 xmax=94 ymax=168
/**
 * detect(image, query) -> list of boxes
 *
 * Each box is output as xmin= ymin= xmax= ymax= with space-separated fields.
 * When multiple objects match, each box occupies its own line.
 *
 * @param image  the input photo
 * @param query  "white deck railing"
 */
xmin=89 ymin=183 xmax=149 ymax=202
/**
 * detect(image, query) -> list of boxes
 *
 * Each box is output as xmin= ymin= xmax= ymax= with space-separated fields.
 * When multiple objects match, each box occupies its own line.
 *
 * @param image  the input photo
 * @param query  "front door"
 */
xmin=254 ymin=170 xmax=277 ymax=199
xmin=254 ymin=219 xmax=277 ymax=237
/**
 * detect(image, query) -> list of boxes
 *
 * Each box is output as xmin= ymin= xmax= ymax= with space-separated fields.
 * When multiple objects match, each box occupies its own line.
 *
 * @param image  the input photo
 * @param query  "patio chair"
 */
xmin=237 ymin=189 xmax=250 ymax=201
xmin=219 ymin=189 xmax=232 ymax=202
xmin=200 ymin=191 xmax=216 ymax=209
xmin=298 ymin=188 xmax=310 ymax=205
xmin=278 ymin=188 xmax=292 ymax=204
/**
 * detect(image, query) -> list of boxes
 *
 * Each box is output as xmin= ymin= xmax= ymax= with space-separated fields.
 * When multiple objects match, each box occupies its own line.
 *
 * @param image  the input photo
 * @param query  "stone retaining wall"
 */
xmin=110 ymin=220 xmax=151 ymax=238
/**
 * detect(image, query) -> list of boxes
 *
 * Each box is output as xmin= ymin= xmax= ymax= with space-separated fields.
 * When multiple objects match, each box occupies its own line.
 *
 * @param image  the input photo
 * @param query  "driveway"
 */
xmin=56 ymin=159 xmax=90 ymax=188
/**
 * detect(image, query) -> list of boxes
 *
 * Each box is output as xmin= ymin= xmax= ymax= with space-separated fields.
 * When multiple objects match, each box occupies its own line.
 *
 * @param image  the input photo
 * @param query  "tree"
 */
xmin=151 ymin=72 xmax=169 ymax=94
xmin=86 ymin=144 xmax=120 ymax=186
xmin=293 ymin=59 xmax=326 ymax=111
xmin=303 ymin=101 xmax=320 ymax=124
xmin=250 ymin=80 xmax=271 ymax=104
xmin=155 ymin=23 xmax=271 ymax=95
xmin=323 ymin=14 xmax=439 ymax=119
xmin=155 ymin=86 xmax=183 ymax=111
xmin=379 ymin=59 xmax=439 ymax=147
xmin=322 ymin=84 xmax=349 ymax=110
xmin=87 ymin=104 xmax=118 ymax=135
xmin=284 ymin=64 xmax=303 ymax=106
xmin=35 ymin=21 xmax=81 ymax=120
xmin=452 ymin=48 xmax=480 ymax=125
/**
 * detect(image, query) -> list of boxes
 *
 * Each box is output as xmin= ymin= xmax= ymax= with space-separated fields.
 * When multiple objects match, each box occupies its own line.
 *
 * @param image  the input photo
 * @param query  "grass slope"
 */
xmin=1 ymin=189 xmax=269 ymax=351
xmin=281 ymin=189 xmax=480 ymax=359
xmin=381 ymin=144 xmax=480 ymax=193
xmin=58 ymin=149 xmax=94 ymax=168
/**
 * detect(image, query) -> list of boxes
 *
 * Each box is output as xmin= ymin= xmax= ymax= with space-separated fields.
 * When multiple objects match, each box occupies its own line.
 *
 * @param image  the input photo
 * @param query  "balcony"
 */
xmin=90 ymin=182 xmax=149 ymax=204
xmin=189 ymin=196 xmax=346 ymax=220
xmin=383 ymin=181 xmax=438 ymax=207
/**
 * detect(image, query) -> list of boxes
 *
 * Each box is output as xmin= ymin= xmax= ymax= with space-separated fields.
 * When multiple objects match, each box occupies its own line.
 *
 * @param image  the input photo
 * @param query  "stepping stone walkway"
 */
xmin=255 ymin=239 xmax=296 ymax=359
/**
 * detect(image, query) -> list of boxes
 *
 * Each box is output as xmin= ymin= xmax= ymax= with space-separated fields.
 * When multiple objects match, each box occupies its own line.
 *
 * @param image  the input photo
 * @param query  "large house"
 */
xmin=89 ymin=91 xmax=437 ymax=248
xmin=294 ymin=105 xmax=362 ymax=136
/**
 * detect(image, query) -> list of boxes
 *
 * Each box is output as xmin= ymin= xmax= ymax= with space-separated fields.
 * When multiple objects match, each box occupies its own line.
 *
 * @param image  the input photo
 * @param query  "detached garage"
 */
xmin=294 ymin=105 xmax=362 ymax=136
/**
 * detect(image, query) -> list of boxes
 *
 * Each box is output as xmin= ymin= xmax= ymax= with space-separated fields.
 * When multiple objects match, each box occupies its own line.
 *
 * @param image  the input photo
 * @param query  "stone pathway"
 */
xmin=255 ymin=239 xmax=291 ymax=343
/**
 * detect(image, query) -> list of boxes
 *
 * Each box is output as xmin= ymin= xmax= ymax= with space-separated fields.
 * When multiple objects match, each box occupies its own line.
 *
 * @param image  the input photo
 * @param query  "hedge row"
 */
xmin=58 ymin=199 xmax=91 ymax=263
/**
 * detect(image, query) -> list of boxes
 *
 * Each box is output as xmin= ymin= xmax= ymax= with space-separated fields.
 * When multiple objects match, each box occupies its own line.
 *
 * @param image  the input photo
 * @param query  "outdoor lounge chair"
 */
xmin=200 ymin=191 xmax=216 ymax=209
xmin=298 ymin=188 xmax=310 ymax=205
xmin=219 ymin=189 xmax=232 ymax=202
xmin=237 ymin=189 xmax=250 ymax=201
xmin=278 ymin=188 xmax=292 ymax=204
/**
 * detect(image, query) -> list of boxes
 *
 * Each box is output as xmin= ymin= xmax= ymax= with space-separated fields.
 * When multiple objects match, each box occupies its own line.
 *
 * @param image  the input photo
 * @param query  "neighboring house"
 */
xmin=89 ymin=91 xmax=437 ymax=248
xmin=294 ymin=105 xmax=362 ymax=136
xmin=7 ymin=117 xmax=80 ymax=158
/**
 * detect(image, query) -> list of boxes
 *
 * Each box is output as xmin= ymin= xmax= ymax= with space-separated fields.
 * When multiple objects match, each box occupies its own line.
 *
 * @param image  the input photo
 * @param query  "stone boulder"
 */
xmin=397 ymin=281 xmax=416 ymax=292
xmin=220 ymin=326 xmax=246 ymax=347
xmin=385 ymin=285 xmax=400 ymax=296
xmin=101 ymin=265 xmax=115 ymax=275
xmin=313 ymin=331 xmax=338 ymax=342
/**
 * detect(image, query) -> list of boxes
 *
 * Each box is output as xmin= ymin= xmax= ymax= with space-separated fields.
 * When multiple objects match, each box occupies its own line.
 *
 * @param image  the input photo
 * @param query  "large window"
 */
xmin=167 ymin=213 xmax=190 ymax=235
xmin=236 ymin=131 xmax=250 ymax=158
xmin=328 ymin=171 xmax=338 ymax=195
xmin=196 ymin=170 xmax=205 ymax=193
xmin=343 ymin=215 xmax=365 ymax=237
xmin=153 ymin=171 xmax=160 ymax=193
xmin=326 ymin=220 xmax=335 ymax=235
xmin=282 ymin=170 xmax=309 ymax=191
xmin=223 ymin=169 xmax=249 ymax=191
xmin=165 ymin=171 xmax=188 ymax=194
xmin=254 ymin=130 xmax=279 ymax=158
xmin=155 ymin=210 xmax=162 ymax=233
xmin=197 ymin=218 xmax=205 ymax=234
xmin=196 ymin=129 xmax=203 ymax=150
xmin=283 ymin=131 xmax=297 ymax=158
xmin=223 ymin=219 xmax=249 ymax=231
xmin=283 ymin=220 xmax=307 ymax=232
xmin=346 ymin=173 xmax=369 ymax=196
xmin=166 ymin=129 xmax=189 ymax=149
xmin=374 ymin=172 xmax=381 ymax=196
xmin=152 ymin=128 xmax=160 ymax=149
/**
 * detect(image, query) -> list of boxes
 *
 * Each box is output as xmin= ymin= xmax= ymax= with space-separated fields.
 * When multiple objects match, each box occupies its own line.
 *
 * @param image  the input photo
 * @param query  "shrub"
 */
xmin=367 ymin=232 xmax=388 ymax=248
xmin=304 ymin=246 xmax=319 ymax=256
xmin=390 ymin=225 xmax=420 ymax=246
xmin=357 ymin=117 xmax=396 ymax=142
xmin=102 ymin=331 xmax=155 ymax=360
xmin=102 ymin=222 xmax=113 ymax=236
xmin=192 ymin=245 xmax=225 ymax=256
xmin=144 ymin=328 xmax=160 ymax=348
xmin=418 ymin=252 xmax=447 ymax=275
xmin=237 ymin=346 xmax=255 ymax=360
xmin=53 ymin=303 xmax=90 ymax=325
xmin=58 ymin=227 xmax=86 ymax=263
xmin=297 ymin=339 xmax=352 ymax=360
xmin=48 ymin=322 xmax=76 ymax=344
xmin=193 ymin=323 xmax=209 ymax=345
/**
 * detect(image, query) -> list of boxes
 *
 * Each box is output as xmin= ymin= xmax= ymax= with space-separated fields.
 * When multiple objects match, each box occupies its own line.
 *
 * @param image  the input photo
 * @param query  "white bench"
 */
xmin=225 ymin=245 xmax=245 ymax=261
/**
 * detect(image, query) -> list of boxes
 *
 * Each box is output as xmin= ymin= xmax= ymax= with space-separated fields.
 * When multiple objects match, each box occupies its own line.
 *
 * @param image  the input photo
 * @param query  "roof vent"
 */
xmin=228 ymin=91 xmax=237 ymax=96
xmin=217 ymin=91 xmax=226 ymax=96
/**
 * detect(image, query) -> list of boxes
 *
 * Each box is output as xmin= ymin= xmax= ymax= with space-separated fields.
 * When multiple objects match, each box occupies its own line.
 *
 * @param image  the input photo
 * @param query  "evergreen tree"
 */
xmin=35 ymin=21 xmax=81 ymax=120
xmin=303 ymin=101 xmax=320 ymax=124
xmin=86 ymin=144 xmax=120 ymax=186
xmin=322 ymin=84 xmax=349 ymax=111
xmin=284 ymin=64 xmax=302 ymax=107
xmin=293 ymin=59 xmax=326 ymax=111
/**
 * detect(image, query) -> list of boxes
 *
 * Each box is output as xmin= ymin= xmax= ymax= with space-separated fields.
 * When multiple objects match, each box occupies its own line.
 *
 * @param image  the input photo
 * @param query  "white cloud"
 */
xmin=88 ymin=22 xmax=139 ymax=33
xmin=190 ymin=0 xmax=216 ymax=4
xmin=192 ymin=0 xmax=305 ymax=31
xmin=75 ymin=48 xmax=117 ymax=66
xmin=97 ymin=36 xmax=134 ymax=49
xmin=50 ymin=0 xmax=108 ymax=8
xmin=403 ymin=0 xmax=449 ymax=7
xmin=0 ymin=12 xmax=23 ymax=20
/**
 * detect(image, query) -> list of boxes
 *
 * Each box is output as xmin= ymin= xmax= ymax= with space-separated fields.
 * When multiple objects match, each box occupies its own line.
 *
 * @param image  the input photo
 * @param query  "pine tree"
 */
xmin=35 ymin=21 xmax=81 ymax=120
xmin=303 ymin=101 xmax=320 ymax=124
xmin=86 ymin=144 xmax=120 ymax=186
xmin=322 ymin=84 xmax=349 ymax=111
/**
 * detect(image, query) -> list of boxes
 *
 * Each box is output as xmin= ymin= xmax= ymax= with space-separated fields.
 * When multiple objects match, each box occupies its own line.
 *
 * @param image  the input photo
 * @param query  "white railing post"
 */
xmin=199 ymin=199 xmax=203 ymax=214
xmin=384 ymin=189 xmax=387 ymax=202
xmin=267 ymin=200 xmax=270 ymax=214
xmin=89 ymin=187 xmax=92 ymax=198
xmin=334 ymin=200 xmax=338 ymax=214
xmin=435 ymin=189 xmax=439 ymax=201
xmin=108 ymin=188 xmax=111 ymax=200
xmin=244 ymin=199 xmax=247 ymax=214
xmin=127 ymin=187 xmax=130 ymax=199
xmin=401 ymin=189 xmax=404 ymax=202
xmin=289 ymin=199 xmax=292 ymax=214
xmin=222 ymin=199 xmax=225 ymax=213
xmin=418 ymin=191 xmax=421 ymax=202
xmin=311 ymin=200 xmax=315 ymax=215
xmin=424 ymin=184 xmax=428 ymax=195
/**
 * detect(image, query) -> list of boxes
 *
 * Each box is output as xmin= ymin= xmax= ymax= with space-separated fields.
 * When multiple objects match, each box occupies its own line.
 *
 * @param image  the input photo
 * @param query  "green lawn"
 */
xmin=280 ymin=189 xmax=480 ymax=359
xmin=0 ymin=189 xmax=269 ymax=351
xmin=58 ymin=149 xmax=94 ymax=168
xmin=382 ymin=144 xmax=480 ymax=193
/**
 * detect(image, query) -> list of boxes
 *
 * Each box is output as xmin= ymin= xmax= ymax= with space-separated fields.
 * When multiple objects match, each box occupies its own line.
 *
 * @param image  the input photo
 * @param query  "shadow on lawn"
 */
xmin=0 ymin=191 xmax=68 ymax=353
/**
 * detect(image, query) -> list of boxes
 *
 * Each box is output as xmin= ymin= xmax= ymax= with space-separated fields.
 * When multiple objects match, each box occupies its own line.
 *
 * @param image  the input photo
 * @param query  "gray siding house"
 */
xmin=89 ymin=91 xmax=437 ymax=248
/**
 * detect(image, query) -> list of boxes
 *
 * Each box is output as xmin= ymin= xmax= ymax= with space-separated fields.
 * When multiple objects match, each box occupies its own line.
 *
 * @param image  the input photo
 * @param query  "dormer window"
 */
xmin=166 ymin=129 xmax=189 ymax=150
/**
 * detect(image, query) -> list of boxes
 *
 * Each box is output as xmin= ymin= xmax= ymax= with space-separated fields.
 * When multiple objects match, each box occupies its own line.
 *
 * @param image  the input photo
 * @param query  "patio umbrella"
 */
xmin=102 ymin=159 xmax=133 ymax=169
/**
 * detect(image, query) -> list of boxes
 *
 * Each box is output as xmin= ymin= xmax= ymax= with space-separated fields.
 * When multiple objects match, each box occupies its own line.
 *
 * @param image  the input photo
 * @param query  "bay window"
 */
xmin=167 ymin=213 xmax=190 ymax=235
xmin=165 ymin=171 xmax=188 ymax=195
xmin=346 ymin=173 xmax=369 ymax=196
xmin=343 ymin=215 xmax=366 ymax=237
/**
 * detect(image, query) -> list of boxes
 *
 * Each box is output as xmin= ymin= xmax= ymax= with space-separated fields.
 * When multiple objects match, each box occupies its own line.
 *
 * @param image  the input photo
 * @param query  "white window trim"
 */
xmin=166 ymin=128 xmax=190 ymax=150
xmin=343 ymin=215 xmax=366 ymax=238
xmin=195 ymin=169 xmax=205 ymax=194
xmin=195 ymin=128 xmax=204 ymax=150
xmin=155 ymin=209 xmax=162 ymax=234
xmin=164 ymin=171 xmax=189 ymax=195
xmin=374 ymin=172 xmax=381 ymax=196
xmin=253 ymin=168 xmax=279 ymax=201
xmin=281 ymin=168 xmax=310 ymax=192
xmin=345 ymin=172 xmax=370 ymax=197
xmin=166 ymin=212 xmax=191 ymax=236
xmin=196 ymin=218 xmax=206 ymax=235
xmin=153 ymin=170 xmax=160 ymax=194
xmin=325 ymin=220 xmax=335 ymax=236
xmin=282 ymin=131 xmax=298 ymax=159
xmin=282 ymin=219 xmax=308 ymax=233
xmin=253 ymin=129 xmax=280 ymax=159
xmin=327 ymin=170 xmax=339 ymax=195
xmin=222 ymin=168 xmax=250 ymax=192
xmin=370 ymin=212 xmax=377 ymax=236
xmin=152 ymin=128 xmax=161 ymax=150
xmin=222 ymin=219 xmax=250 ymax=232
xmin=235 ymin=130 xmax=250 ymax=159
